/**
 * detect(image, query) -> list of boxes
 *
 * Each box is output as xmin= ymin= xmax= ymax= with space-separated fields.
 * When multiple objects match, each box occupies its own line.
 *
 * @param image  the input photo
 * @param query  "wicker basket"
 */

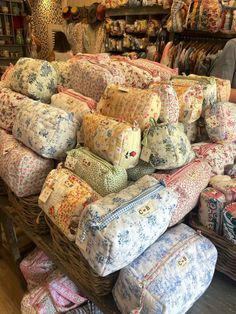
xmin=189 ymin=214 xmax=236 ymax=281
xmin=45 ymin=216 xmax=118 ymax=296
xmin=0 ymin=178 xmax=7 ymax=195
xmin=7 ymin=187 xmax=49 ymax=235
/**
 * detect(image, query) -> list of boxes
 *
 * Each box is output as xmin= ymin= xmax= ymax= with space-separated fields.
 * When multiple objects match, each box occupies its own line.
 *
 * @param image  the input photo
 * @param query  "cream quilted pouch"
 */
xmin=83 ymin=113 xmax=141 ymax=169
xmin=97 ymin=84 xmax=161 ymax=131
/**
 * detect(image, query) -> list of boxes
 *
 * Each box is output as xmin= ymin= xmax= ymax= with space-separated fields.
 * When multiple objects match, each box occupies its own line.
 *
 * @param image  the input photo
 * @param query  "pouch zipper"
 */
xmin=58 ymin=86 xmax=96 ymax=110
xmin=79 ymin=148 xmax=115 ymax=171
xmin=141 ymin=233 xmax=201 ymax=288
xmin=165 ymin=159 xmax=201 ymax=185
xmin=111 ymin=55 xmax=154 ymax=76
xmin=79 ymin=182 xmax=165 ymax=241
xmin=171 ymin=76 xmax=213 ymax=86
xmin=197 ymin=143 xmax=217 ymax=157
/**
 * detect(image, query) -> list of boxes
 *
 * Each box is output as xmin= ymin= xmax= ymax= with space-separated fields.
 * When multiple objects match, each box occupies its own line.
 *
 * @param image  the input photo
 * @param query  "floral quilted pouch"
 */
xmin=205 ymin=102 xmax=236 ymax=142
xmin=141 ymin=120 xmax=195 ymax=170
xmin=38 ymin=168 xmax=100 ymax=241
xmin=83 ymin=113 xmax=141 ymax=169
xmin=97 ymin=84 xmax=161 ymax=131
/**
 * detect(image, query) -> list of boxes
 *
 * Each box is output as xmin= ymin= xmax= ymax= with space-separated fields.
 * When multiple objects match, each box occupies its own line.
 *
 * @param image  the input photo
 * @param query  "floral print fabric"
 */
xmin=171 ymin=77 xmax=204 ymax=123
xmin=12 ymin=101 xmax=77 ymax=160
xmin=149 ymin=82 xmax=179 ymax=123
xmin=70 ymin=59 xmax=125 ymax=102
xmin=38 ymin=168 xmax=100 ymax=241
xmin=10 ymin=58 xmax=57 ymax=103
xmin=0 ymin=130 xmax=54 ymax=197
xmin=97 ymin=84 xmax=161 ymax=131
xmin=153 ymin=159 xmax=211 ymax=226
xmin=205 ymin=102 xmax=236 ymax=142
xmin=20 ymin=248 xmax=55 ymax=290
xmin=0 ymin=88 xmax=32 ymax=131
xmin=21 ymin=269 xmax=87 ymax=314
xmin=51 ymin=61 xmax=72 ymax=88
xmin=198 ymin=187 xmax=225 ymax=234
xmin=83 ymin=113 xmax=141 ymax=169
xmin=141 ymin=122 xmax=195 ymax=170
xmin=113 ymin=223 xmax=217 ymax=314
xmin=51 ymin=87 xmax=95 ymax=132
xmin=76 ymin=175 xmax=177 ymax=276
xmin=223 ymin=203 xmax=236 ymax=244
xmin=192 ymin=142 xmax=235 ymax=175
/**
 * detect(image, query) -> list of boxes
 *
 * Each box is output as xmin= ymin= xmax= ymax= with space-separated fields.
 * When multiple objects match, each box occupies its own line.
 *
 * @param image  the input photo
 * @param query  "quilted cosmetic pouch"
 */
xmin=65 ymin=147 xmax=128 ymax=196
xmin=0 ymin=130 xmax=54 ymax=197
xmin=153 ymin=159 xmax=211 ymax=226
xmin=0 ymin=87 xmax=32 ymax=131
xmin=97 ymin=84 xmax=161 ymax=131
xmin=192 ymin=142 xmax=235 ymax=175
xmin=108 ymin=59 xmax=154 ymax=89
xmin=170 ymin=77 xmax=204 ymax=123
xmin=83 ymin=113 xmax=141 ymax=169
xmin=70 ymin=59 xmax=125 ymax=102
xmin=209 ymin=176 xmax=236 ymax=204
xmin=213 ymin=77 xmax=231 ymax=102
xmin=51 ymin=61 xmax=72 ymax=88
xmin=126 ymin=160 xmax=155 ymax=181
xmin=51 ymin=87 xmax=95 ymax=132
xmin=38 ymin=168 xmax=100 ymax=241
xmin=21 ymin=270 xmax=87 ymax=314
xmin=10 ymin=58 xmax=57 ymax=103
xmin=76 ymin=175 xmax=177 ymax=276
xmin=20 ymin=248 xmax=55 ymax=290
xmin=148 ymin=82 xmax=179 ymax=123
xmin=132 ymin=58 xmax=178 ymax=81
xmin=205 ymin=102 xmax=236 ymax=143
xmin=12 ymin=101 xmax=77 ymax=160
xmin=223 ymin=203 xmax=236 ymax=245
xmin=198 ymin=187 xmax=225 ymax=234
xmin=141 ymin=120 xmax=194 ymax=170
xmin=113 ymin=223 xmax=217 ymax=314
xmin=187 ymin=74 xmax=217 ymax=115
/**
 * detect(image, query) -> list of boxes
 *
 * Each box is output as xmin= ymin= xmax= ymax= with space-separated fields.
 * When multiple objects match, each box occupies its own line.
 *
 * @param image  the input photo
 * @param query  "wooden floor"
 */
xmin=0 ymin=259 xmax=24 ymax=314
xmin=0 ymin=257 xmax=235 ymax=314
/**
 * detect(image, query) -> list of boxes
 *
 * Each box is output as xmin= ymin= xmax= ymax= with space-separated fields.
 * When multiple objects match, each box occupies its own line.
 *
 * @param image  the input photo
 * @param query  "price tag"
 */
xmin=64 ymin=156 xmax=77 ymax=171
xmin=140 ymin=147 xmax=151 ymax=163
xmin=39 ymin=186 xmax=52 ymax=203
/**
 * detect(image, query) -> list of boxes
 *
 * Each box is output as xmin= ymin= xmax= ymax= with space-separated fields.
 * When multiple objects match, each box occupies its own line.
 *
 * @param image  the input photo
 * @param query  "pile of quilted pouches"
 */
xmin=1 ymin=54 xmax=235 ymax=313
xmin=20 ymin=247 xmax=102 ymax=314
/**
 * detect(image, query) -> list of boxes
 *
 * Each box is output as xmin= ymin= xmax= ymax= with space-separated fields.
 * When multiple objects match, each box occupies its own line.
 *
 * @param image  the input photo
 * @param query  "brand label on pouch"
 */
xmin=140 ymin=147 xmax=151 ymax=163
xmin=39 ymin=186 xmax=52 ymax=203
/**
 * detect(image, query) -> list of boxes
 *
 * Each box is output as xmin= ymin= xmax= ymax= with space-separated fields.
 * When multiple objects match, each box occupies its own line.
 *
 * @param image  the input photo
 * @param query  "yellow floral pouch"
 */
xmin=83 ymin=113 xmax=141 ymax=169
xmin=38 ymin=168 xmax=100 ymax=241
xmin=97 ymin=84 xmax=161 ymax=131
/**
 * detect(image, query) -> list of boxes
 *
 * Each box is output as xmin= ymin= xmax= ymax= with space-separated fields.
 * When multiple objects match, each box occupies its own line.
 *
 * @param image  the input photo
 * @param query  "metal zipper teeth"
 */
xmin=97 ymin=183 xmax=164 ymax=230
xmin=142 ymin=233 xmax=200 ymax=288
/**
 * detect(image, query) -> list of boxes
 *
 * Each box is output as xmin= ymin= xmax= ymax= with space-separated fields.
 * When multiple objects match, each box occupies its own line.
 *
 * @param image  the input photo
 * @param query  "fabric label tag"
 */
xmin=177 ymin=255 xmax=189 ymax=268
xmin=64 ymin=156 xmax=77 ymax=171
xmin=138 ymin=200 xmax=155 ymax=217
xmin=39 ymin=186 xmax=52 ymax=203
xmin=140 ymin=147 xmax=151 ymax=163
xmin=3 ymin=144 xmax=16 ymax=155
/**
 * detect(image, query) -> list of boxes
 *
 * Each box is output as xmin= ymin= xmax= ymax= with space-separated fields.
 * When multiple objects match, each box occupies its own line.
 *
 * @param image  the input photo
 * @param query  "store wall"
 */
xmin=30 ymin=0 xmax=64 ymax=59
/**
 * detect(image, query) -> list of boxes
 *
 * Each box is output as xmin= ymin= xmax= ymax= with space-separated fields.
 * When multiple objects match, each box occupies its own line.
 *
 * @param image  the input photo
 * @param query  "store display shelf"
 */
xmin=175 ymin=30 xmax=236 ymax=40
xmin=0 ymin=34 xmax=14 ymax=37
xmin=0 ymin=56 xmax=19 ymax=60
xmin=0 ymin=12 xmax=26 ymax=16
xmin=0 ymin=196 xmax=121 ymax=314
xmin=106 ymin=5 xmax=169 ymax=17
xmin=0 ymin=44 xmax=25 ymax=47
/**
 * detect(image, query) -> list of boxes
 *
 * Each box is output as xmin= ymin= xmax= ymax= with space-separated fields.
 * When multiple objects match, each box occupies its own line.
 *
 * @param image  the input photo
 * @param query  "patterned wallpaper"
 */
xmin=30 ymin=0 xmax=64 ymax=59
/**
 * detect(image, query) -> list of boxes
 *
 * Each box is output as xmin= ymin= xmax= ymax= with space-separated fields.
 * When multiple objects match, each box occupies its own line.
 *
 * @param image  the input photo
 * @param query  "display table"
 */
xmin=0 ymin=196 xmax=120 ymax=314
